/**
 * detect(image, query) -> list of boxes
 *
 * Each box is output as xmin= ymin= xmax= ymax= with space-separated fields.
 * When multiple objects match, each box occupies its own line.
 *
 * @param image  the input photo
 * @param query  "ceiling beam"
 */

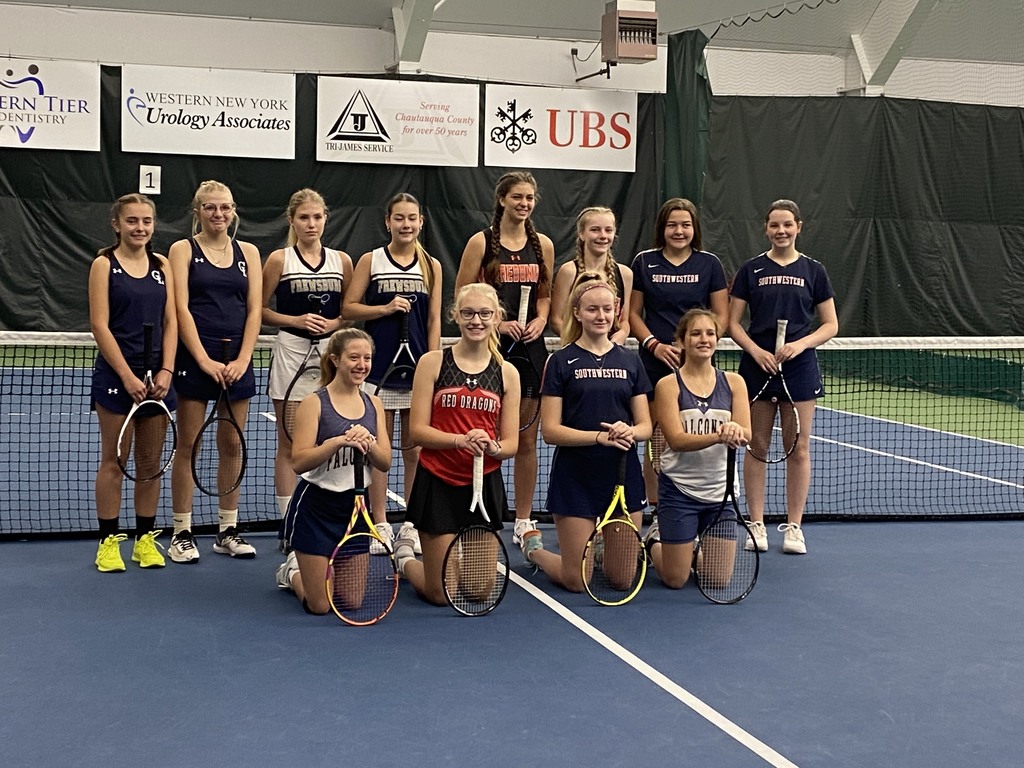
xmin=391 ymin=0 xmax=435 ymax=71
xmin=851 ymin=0 xmax=942 ymax=89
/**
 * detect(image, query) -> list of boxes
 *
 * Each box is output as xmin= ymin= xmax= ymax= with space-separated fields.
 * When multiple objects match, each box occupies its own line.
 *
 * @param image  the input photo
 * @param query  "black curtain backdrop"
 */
xmin=700 ymin=96 xmax=1024 ymax=337
xmin=0 ymin=68 xmax=664 ymax=332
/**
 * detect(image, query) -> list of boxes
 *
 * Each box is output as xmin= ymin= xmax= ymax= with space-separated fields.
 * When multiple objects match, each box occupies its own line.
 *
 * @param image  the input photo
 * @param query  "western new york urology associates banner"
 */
xmin=316 ymin=77 xmax=478 ymax=167
xmin=484 ymin=85 xmax=636 ymax=172
xmin=121 ymin=64 xmax=295 ymax=159
xmin=0 ymin=59 xmax=100 ymax=151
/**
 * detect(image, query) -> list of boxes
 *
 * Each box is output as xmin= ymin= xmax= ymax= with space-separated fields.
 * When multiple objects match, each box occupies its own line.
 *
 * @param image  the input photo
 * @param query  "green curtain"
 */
xmin=663 ymin=30 xmax=712 ymax=204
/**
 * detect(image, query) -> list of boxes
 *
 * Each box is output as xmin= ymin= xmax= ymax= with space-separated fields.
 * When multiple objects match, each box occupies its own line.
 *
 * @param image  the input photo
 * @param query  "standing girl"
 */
xmin=455 ymin=171 xmax=554 ymax=547
xmin=275 ymin=328 xmax=391 ymax=615
xmin=167 ymin=180 xmax=262 ymax=563
xmin=343 ymin=193 xmax=441 ymax=554
xmin=728 ymin=200 xmax=838 ymax=554
xmin=88 ymin=193 xmax=176 ymax=572
xmin=262 ymin=189 xmax=351 ymax=523
xmin=526 ymin=275 xmax=652 ymax=591
xmin=549 ymin=206 xmax=633 ymax=345
xmin=392 ymin=284 xmax=520 ymax=606
xmin=629 ymin=198 xmax=728 ymax=513
xmin=647 ymin=309 xmax=750 ymax=587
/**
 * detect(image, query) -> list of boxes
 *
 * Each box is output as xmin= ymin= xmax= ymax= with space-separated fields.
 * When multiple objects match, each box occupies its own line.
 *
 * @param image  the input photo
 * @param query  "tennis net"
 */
xmin=1 ymin=332 xmax=1022 ymax=538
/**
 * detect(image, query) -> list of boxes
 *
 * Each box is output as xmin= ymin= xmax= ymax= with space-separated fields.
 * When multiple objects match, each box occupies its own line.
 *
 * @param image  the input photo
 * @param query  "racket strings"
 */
xmin=282 ymin=363 xmax=321 ymax=440
xmin=445 ymin=527 xmax=509 ymax=615
xmin=748 ymin=398 xmax=798 ymax=463
xmin=118 ymin=404 xmax=175 ymax=482
xmin=584 ymin=521 xmax=646 ymax=605
xmin=329 ymin=532 xmax=398 ymax=625
xmin=695 ymin=518 xmax=758 ymax=603
xmin=192 ymin=416 xmax=245 ymax=496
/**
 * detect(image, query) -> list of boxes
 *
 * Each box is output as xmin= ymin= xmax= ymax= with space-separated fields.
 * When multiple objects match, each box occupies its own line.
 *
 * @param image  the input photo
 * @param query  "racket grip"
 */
xmin=616 ymin=452 xmax=627 ymax=485
xmin=774 ymin=319 xmax=788 ymax=355
xmin=472 ymin=453 xmax=484 ymax=496
xmin=353 ymin=450 xmax=365 ymax=491
xmin=400 ymin=311 xmax=410 ymax=342
xmin=142 ymin=323 xmax=154 ymax=367
xmin=517 ymin=285 xmax=532 ymax=326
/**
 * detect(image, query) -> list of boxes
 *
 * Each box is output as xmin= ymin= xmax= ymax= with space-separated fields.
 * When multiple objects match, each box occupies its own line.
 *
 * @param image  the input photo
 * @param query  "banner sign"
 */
xmin=0 ymin=59 xmax=100 ymax=151
xmin=317 ymin=77 xmax=478 ymax=167
xmin=484 ymin=85 xmax=636 ymax=172
xmin=121 ymin=64 xmax=295 ymax=159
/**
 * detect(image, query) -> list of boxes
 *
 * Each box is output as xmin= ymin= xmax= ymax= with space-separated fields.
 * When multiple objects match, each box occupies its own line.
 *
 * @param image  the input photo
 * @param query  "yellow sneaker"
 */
xmin=96 ymin=534 xmax=128 ymax=573
xmin=132 ymin=530 xmax=166 ymax=568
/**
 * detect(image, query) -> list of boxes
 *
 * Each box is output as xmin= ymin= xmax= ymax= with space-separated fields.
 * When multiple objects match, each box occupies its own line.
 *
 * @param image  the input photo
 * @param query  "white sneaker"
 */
xmin=213 ymin=526 xmax=256 ymax=558
xmin=399 ymin=521 xmax=422 ymax=555
xmin=168 ymin=530 xmax=200 ymax=564
xmin=778 ymin=523 xmax=806 ymax=555
xmin=393 ymin=526 xmax=418 ymax=575
xmin=745 ymin=520 xmax=768 ymax=552
xmin=512 ymin=518 xmax=539 ymax=546
xmin=370 ymin=522 xmax=394 ymax=556
xmin=275 ymin=550 xmax=299 ymax=591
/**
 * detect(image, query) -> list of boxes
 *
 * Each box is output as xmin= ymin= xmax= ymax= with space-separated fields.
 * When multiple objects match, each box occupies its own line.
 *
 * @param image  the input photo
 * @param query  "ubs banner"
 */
xmin=121 ymin=64 xmax=295 ymax=159
xmin=0 ymin=58 xmax=100 ymax=151
xmin=484 ymin=85 xmax=637 ymax=172
xmin=316 ymin=77 xmax=478 ymax=167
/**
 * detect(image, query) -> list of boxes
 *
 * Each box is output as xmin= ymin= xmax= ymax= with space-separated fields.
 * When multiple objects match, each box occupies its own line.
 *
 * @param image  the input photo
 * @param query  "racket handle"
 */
xmin=517 ymin=285 xmax=532 ymax=326
xmin=399 ymin=311 xmax=410 ymax=342
xmin=353 ymin=450 xmax=365 ymax=491
xmin=774 ymin=319 xmax=788 ymax=355
xmin=472 ymin=453 xmax=484 ymax=497
xmin=142 ymin=322 xmax=154 ymax=375
xmin=616 ymin=452 xmax=627 ymax=485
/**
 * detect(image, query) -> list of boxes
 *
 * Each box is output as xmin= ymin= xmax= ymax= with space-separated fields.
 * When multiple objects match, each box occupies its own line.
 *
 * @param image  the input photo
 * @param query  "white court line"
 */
xmin=818 ymin=405 xmax=1024 ymax=450
xmin=504 ymin=567 xmax=799 ymax=768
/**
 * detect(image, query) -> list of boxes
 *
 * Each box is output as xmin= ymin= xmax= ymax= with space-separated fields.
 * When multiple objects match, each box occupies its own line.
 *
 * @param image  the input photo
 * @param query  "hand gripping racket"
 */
xmin=581 ymin=453 xmax=647 ymax=606
xmin=281 ymin=296 xmax=325 ymax=441
xmin=442 ymin=453 xmax=510 ymax=616
xmin=191 ymin=338 xmax=247 ymax=496
xmin=116 ymin=322 xmax=176 ymax=482
xmin=694 ymin=447 xmax=759 ymax=604
xmin=374 ymin=310 xmax=417 ymax=449
xmin=326 ymin=451 xmax=399 ymax=626
xmin=747 ymin=319 xmax=800 ymax=463
xmin=503 ymin=285 xmax=541 ymax=431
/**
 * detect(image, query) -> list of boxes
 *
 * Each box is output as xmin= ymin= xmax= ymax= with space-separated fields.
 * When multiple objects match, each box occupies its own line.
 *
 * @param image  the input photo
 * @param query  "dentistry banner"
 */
xmin=484 ymin=85 xmax=636 ymax=172
xmin=121 ymin=64 xmax=295 ymax=159
xmin=0 ymin=58 xmax=100 ymax=151
xmin=316 ymin=77 xmax=479 ymax=167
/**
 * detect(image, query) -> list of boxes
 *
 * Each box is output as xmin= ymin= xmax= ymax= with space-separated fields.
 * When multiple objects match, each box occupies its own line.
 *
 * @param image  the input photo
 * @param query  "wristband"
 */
xmin=594 ymin=431 xmax=601 ymax=445
xmin=641 ymin=334 xmax=655 ymax=349
xmin=159 ymin=367 xmax=173 ymax=375
xmin=648 ymin=340 xmax=661 ymax=353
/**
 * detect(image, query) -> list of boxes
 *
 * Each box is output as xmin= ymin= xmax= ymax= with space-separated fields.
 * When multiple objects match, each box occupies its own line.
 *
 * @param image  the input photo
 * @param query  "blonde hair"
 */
xmin=191 ymin=179 xmax=238 ymax=240
xmin=560 ymin=272 xmax=617 ymax=347
xmin=574 ymin=206 xmax=620 ymax=291
xmin=285 ymin=188 xmax=328 ymax=248
xmin=320 ymin=327 xmax=373 ymax=386
xmin=451 ymin=283 xmax=504 ymax=367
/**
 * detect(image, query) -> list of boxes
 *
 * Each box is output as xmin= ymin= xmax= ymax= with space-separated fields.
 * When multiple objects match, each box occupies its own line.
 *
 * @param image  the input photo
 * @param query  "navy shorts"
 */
xmin=174 ymin=337 xmax=256 ymax=402
xmin=639 ymin=346 xmax=674 ymax=400
xmin=91 ymin=355 xmax=178 ymax=415
xmin=739 ymin=348 xmax=824 ymax=402
xmin=405 ymin=465 xmax=506 ymax=535
xmin=281 ymin=479 xmax=369 ymax=558
xmin=657 ymin=475 xmax=723 ymax=544
xmin=547 ymin=446 xmax=646 ymax=518
xmin=501 ymin=334 xmax=547 ymax=399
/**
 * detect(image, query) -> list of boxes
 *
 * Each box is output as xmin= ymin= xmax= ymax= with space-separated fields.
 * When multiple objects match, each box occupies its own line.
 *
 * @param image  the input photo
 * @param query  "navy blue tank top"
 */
xmin=187 ymin=238 xmax=250 ymax=343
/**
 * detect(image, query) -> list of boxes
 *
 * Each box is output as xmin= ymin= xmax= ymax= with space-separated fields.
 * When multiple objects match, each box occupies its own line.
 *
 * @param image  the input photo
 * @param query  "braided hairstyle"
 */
xmin=482 ymin=171 xmax=549 ymax=296
xmin=574 ymin=206 xmax=620 ymax=296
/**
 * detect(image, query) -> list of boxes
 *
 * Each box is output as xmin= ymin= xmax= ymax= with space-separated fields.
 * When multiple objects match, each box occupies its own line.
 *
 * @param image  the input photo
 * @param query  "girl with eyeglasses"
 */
xmin=167 ymin=180 xmax=262 ymax=564
xmin=392 ymin=283 xmax=520 ymax=605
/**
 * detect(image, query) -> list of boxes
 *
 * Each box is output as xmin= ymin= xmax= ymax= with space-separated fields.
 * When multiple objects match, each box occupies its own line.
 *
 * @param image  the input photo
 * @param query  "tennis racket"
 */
xmin=746 ymin=319 xmax=800 ymax=463
xmin=581 ymin=453 xmax=647 ymax=606
xmin=694 ymin=447 xmax=759 ymax=604
xmin=503 ymin=285 xmax=542 ymax=431
xmin=326 ymin=451 xmax=399 ymax=626
xmin=281 ymin=296 xmax=325 ymax=441
xmin=442 ymin=453 xmax=510 ymax=617
xmin=373 ymin=310 xmax=417 ymax=450
xmin=191 ymin=338 xmax=247 ymax=496
xmin=646 ymin=424 xmax=666 ymax=474
xmin=116 ymin=322 xmax=176 ymax=482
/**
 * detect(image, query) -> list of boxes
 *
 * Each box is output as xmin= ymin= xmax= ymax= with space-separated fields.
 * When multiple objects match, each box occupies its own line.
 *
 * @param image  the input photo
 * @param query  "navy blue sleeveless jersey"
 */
xmin=187 ymin=238 xmax=250 ymax=343
xmin=103 ymin=252 xmax=169 ymax=369
xmin=363 ymin=246 xmax=430 ymax=386
xmin=274 ymin=246 xmax=345 ymax=340
xmin=300 ymin=388 xmax=378 ymax=493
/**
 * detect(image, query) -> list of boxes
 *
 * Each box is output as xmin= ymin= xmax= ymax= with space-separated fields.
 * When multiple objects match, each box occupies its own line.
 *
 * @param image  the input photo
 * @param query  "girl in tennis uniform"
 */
xmin=392 ymin=283 xmax=520 ymax=606
xmin=527 ymin=274 xmax=652 ymax=592
xmin=343 ymin=193 xmax=442 ymax=555
xmin=629 ymin=198 xmax=728 ymax=513
xmin=168 ymin=180 xmax=262 ymax=564
xmin=455 ymin=171 xmax=554 ymax=549
xmin=262 ymin=189 xmax=351 ymax=526
xmin=549 ymin=206 xmax=633 ymax=345
xmin=728 ymin=199 xmax=838 ymax=554
xmin=88 ymin=193 xmax=176 ymax=572
xmin=647 ymin=309 xmax=750 ymax=588
xmin=275 ymin=328 xmax=390 ymax=615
